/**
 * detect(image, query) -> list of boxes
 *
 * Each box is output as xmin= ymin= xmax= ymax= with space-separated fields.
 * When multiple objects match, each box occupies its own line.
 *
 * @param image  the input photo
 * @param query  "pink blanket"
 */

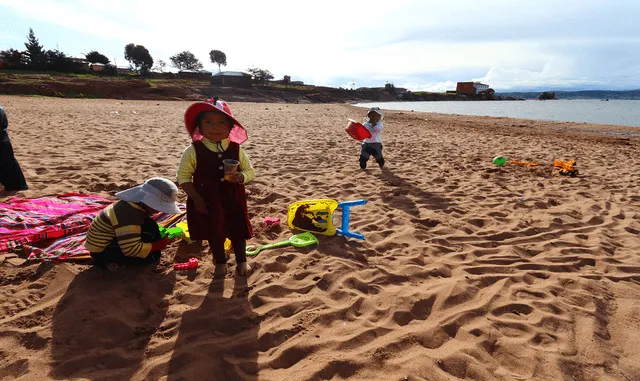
xmin=0 ymin=193 xmax=112 ymax=254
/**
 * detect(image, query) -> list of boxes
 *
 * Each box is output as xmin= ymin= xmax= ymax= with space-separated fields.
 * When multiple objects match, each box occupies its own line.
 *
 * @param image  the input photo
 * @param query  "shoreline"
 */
xmin=353 ymin=99 xmax=640 ymax=129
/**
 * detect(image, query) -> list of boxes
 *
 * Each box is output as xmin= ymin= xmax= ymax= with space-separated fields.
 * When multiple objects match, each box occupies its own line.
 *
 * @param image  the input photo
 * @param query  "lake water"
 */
xmin=354 ymin=99 xmax=640 ymax=128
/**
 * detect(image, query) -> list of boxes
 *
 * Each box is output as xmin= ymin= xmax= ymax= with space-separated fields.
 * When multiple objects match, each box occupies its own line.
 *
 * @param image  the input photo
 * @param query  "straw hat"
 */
xmin=184 ymin=97 xmax=248 ymax=144
xmin=115 ymin=178 xmax=181 ymax=214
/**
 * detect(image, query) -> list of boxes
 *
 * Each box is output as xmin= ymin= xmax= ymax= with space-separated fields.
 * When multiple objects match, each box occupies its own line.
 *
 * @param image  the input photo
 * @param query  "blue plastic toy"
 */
xmin=336 ymin=200 xmax=367 ymax=240
xmin=287 ymin=199 xmax=367 ymax=240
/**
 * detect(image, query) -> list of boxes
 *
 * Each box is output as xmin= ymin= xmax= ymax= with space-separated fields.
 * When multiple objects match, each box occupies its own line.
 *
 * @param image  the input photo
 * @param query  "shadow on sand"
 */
xmin=165 ymin=274 xmax=260 ymax=381
xmin=50 ymin=264 xmax=176 ymax=381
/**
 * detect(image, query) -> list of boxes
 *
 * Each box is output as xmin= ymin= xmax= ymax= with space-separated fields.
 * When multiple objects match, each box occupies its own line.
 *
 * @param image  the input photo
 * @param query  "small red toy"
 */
xmin=263 ymin=216 xmax=280 ymax=231
xmin=174 ymin=257 xmax=198 ymax=271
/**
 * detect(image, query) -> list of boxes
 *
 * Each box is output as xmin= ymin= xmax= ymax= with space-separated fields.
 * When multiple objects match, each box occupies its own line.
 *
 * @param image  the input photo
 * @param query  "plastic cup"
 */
xmin=223 ymin=159 xmax=240 ymax=180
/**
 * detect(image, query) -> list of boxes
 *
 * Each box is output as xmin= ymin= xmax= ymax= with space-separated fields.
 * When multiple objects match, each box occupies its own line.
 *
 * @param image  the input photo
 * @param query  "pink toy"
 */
xmin=263 ymin=217 xmax=280 ymax=231
xmin=174 ymin=257 xmax=198 ymax=271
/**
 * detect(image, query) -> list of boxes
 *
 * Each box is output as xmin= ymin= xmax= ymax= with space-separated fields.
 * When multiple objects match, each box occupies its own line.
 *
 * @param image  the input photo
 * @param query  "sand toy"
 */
xmin=288 ymin=199 xmax=338 ymax=236
xmin=346 ymin=119 xmax=372 ymax=141
xmin=493 ymin=156 xmax=507 ymax=166
xmin=245 ymin=232 xmax=319 ymax=256
xmin=263 ymin=217 xmax=280 ymax=231
xmin=287 ymin=199 xmax=367 ymax=240
xmin=159 ymin=226 xmax=184 ymax=240
xmin=174 ymin=257 xmax=198 ymax=271
xmin=554 ymin=159 xmax=579 ymax=177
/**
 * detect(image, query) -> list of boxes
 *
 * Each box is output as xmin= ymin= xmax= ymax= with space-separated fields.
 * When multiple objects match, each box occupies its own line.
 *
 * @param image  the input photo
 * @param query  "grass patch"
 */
xmin=0 ymin=69 xmax=137 ymax=81
xmin=147 ymin=78 xmax=200 ymax=86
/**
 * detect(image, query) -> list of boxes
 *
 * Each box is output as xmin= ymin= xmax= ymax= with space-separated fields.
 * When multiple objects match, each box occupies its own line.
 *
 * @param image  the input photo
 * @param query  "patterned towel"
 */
xmin=0 ymin=193 xmax=185 ymax=264
xmin=0 ymin=193 xmax=112 ymax=254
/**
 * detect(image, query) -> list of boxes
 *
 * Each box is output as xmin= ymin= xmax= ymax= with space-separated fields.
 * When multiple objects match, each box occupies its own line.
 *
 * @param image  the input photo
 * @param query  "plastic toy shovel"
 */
xmin=246 ymin=232 xmax=318 ymax=256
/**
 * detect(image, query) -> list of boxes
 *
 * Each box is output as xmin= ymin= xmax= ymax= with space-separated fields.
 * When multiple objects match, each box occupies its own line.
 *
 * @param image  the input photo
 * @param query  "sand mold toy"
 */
xmin=174 ymin=257 xmax=198 ymax=271
xmin=287 ymin=199 xmax=367 ymax=240
xmin=554 ymin=159 xmax=579 ymax=177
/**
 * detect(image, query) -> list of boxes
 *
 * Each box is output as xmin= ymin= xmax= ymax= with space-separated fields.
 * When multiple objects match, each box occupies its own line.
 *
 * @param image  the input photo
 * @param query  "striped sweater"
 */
xmin=84 ymin=200 xmax=153 ymax=258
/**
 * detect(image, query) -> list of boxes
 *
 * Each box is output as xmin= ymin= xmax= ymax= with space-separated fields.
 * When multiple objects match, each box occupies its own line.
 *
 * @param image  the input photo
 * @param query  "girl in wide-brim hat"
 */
xmin=177 ymin=98 xmax=255 ymax=276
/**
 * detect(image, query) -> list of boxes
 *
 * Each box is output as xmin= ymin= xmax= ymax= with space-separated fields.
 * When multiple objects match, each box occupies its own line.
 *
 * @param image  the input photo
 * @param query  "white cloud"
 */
xmin=1 ymin=0 xmax=640 ymax=90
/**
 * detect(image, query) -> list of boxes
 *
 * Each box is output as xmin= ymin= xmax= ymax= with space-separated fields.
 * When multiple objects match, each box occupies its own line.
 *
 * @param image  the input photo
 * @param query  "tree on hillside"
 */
xmin=124 ymin=43 xmax=154 ymax=75
xmin=153 ymin=59 xmax=167 ymax=73
xmin=24 ymin=28 xmax=46 ymax=70
xmin=169 ymin=51 xmax=203 ymax=71
xmin=45 ymin=49 xmax=78 ymax=72
xmin=246 ymin=67 xmax=274 ymax=84
xmin=0 ymin=49 xmax=27 ymax=69
xmin=283 ymin=75 xmax=291 ymax=87
xmin=209 ymin=50 xmax=226 ymax=73
xmin=385 ymin=82 xmax=395 ymax=94
xmin=85 ymin=51 xmax=110 ymax=65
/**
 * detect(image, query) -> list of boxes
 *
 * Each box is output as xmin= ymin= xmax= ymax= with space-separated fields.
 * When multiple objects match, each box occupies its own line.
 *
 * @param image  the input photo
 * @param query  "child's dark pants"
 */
xmin=208 ymin=234 xmax=247 ymax=265
xmin=359 ymin=143 xmax=384 ymax=169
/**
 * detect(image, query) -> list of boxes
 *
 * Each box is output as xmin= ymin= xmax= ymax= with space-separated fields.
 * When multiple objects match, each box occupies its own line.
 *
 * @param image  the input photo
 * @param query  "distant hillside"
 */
xmin=0 ymin=72 xmax=389 ymax=103
xmin=495 ymin=89 xmax=640 ymax=100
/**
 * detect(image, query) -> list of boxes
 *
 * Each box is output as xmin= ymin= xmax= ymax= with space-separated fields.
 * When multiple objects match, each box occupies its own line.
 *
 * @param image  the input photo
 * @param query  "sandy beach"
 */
xmin=1 ymin=95 xmax=639 ymax=381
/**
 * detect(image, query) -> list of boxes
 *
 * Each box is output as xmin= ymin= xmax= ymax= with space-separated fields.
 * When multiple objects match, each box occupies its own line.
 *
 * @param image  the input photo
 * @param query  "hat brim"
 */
xmin=115 ymin=185 xmax=144 ymax=203
xmin=184 ymin=102 xmax=247 ymax=144
xmin=141 ymin=193 xmax=182 ymax=214
xmin=115 ymin=186 xmax=181 ymax=214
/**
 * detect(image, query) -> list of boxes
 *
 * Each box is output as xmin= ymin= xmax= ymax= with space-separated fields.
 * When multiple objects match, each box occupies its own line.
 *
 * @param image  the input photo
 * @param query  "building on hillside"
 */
xmin=456 ymin=81 xmax=490 ymax=95
xmin=211 ymin=71 xmax=253 ymax=88
xmin=475 ymin=82 xmax=489 ymax=93
xmin=70 ymin=57 xmax=91 ymax=72
xmin=178 ymin=70 xmax=212 ymax=80
xmin=90 ymin=63 xmax=105 ymax=72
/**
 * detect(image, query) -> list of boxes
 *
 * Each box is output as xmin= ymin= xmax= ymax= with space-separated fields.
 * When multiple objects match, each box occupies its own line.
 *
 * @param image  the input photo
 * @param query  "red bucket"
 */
xmin=345 ymin=119 xmax=371 ymax=140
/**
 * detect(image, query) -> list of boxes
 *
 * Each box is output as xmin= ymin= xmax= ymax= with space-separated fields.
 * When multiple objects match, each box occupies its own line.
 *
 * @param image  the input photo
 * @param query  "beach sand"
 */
xmin=1 ymin=95 xmax=639 ymax=381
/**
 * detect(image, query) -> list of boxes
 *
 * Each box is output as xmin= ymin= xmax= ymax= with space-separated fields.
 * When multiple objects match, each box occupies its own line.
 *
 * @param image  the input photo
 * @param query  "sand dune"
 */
xmin=1 ymin=96 xmax=639 ymax=380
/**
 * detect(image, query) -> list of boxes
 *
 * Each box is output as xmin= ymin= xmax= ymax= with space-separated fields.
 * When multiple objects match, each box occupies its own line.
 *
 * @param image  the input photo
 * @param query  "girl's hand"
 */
xmin=227 ymin=173 xmax=245 ymax=184
xmin=192 ymin=195 xmax=208 ymax=214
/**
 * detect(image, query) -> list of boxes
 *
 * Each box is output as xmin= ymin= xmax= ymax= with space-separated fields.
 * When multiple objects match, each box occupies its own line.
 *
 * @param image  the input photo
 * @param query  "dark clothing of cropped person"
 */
xmin=0 ymin=106 xmax=28 ymax=191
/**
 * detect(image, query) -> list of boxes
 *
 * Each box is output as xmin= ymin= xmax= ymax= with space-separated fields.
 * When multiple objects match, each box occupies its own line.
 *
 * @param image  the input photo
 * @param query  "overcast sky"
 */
xmin=1 ymin=0 xmax=639 ymax=91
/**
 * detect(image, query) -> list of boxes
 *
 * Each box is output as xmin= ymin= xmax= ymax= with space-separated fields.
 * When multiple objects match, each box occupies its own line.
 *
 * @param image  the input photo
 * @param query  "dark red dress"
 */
xmin=186 ymin=141 xmax=253 ymax=243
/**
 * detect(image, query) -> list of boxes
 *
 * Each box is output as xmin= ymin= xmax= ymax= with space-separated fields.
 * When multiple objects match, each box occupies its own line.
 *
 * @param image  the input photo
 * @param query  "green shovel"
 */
xmin=246 ymin=232 xmax=319 ymax=256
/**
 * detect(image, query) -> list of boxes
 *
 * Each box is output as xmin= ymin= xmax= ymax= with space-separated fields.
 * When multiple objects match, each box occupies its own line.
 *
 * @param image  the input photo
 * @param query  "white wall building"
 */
xmin=474 ymin=82 xmax=489 ymax=93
